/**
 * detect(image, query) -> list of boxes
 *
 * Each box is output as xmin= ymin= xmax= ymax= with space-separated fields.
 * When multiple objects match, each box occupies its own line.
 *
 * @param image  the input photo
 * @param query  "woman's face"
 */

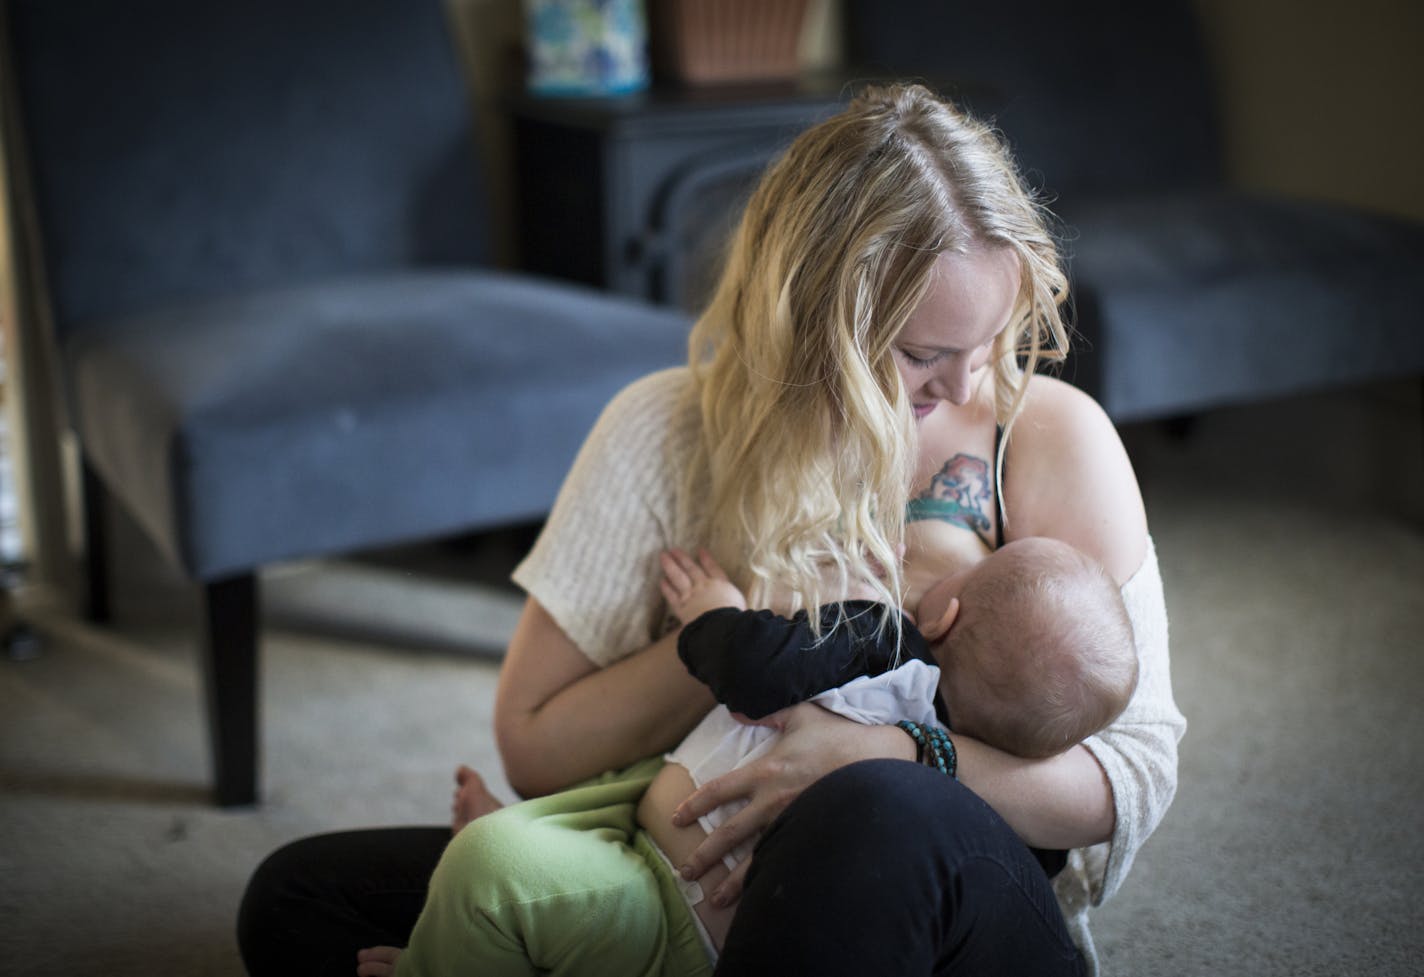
xmin=894 ymin=248 xmax=1022 ymax=421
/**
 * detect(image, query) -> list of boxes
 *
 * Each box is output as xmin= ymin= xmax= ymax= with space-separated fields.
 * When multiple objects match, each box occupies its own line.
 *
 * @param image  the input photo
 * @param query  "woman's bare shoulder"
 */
xmin=1003 ymin=375 xmax=1147 ymax=583
xmin=1018 ymin=373 xmax=1113 ymax=428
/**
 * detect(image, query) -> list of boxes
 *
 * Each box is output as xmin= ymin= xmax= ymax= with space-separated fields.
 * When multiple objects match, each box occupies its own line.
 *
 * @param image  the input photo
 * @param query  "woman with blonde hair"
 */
xmin=239 ymin=83 xmax=1183 ymax=977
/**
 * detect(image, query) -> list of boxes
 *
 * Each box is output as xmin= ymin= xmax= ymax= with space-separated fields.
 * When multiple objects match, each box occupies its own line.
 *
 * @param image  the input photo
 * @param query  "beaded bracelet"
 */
xmin=895 ymin=720 xmax=958 ymax=780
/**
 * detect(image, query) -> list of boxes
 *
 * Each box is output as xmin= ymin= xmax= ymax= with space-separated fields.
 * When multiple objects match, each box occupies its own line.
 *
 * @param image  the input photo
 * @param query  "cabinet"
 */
xmin=509 ymin=79 xmax=849 ymax=311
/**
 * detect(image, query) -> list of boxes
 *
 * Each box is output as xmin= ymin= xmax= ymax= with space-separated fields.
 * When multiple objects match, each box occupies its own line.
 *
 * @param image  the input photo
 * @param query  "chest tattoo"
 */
xmin=906 ymin=453 xmax=995 ymax=544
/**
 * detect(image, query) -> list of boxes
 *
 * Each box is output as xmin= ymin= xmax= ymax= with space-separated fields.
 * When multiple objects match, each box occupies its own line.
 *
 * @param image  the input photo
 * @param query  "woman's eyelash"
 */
xmin=899 ymin=348 xmax=948 ymax=367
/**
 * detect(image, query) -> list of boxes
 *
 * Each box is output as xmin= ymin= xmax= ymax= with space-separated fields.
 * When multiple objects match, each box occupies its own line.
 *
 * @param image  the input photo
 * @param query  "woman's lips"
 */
xmin=913 ymin=402 xmax=937 ymax=419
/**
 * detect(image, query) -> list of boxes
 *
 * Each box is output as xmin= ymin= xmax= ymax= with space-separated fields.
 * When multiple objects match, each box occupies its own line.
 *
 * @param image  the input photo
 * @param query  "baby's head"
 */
xmin=918 ymin=537 xmax=1138 ymax=759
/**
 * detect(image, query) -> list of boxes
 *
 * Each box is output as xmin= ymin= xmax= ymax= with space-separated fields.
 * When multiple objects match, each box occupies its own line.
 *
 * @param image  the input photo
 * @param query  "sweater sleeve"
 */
xmin=511 ymin=369 xmax=691 ymax=668
xmin=1058 ymin=535 xmax=1186 ymax=910
xmin=677 ymin=601 xmax=926 ymax=719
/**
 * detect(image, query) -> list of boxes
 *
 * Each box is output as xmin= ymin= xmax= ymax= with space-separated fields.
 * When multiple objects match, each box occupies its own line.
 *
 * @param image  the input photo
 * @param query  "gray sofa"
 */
xmin=846 ymin=0 xmax=1424 ymax=421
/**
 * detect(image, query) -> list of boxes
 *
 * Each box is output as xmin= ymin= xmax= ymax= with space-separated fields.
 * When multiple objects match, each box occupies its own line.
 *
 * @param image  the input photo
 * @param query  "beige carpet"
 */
xmin=2 ymin=379 xmax=1421 ymax=976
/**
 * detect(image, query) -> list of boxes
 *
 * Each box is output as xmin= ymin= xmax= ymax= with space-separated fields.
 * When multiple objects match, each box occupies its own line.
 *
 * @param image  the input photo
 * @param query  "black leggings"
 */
xmin=236 ymin=760 xmax=1083 ymax=977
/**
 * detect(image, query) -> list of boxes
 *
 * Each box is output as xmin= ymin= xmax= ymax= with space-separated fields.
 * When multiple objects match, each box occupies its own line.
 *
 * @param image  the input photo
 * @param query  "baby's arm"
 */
xmin=680 ymin=603 xmax=917 ymax=716
xmin=669 ymin=557 xmax=922 ymax=720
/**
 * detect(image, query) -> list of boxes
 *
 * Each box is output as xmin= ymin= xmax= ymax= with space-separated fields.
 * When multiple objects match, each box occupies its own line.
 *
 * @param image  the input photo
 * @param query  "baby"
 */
xmin=637 ymin=535 xmax=1139 ymax=953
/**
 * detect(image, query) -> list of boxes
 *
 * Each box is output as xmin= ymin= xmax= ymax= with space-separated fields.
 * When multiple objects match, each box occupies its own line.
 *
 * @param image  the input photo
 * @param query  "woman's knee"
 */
xmin=766 ymin=758 xmax=997 ymax=848
xmin=236 ymin=834 xmax=342 ymax=975
xmin=747 ymin=759 xmax=1031 ymax=913
xmin=239 ymin=834 xmax=329 ymax=928
xmin=238 ymin=827 xmax=450 ymax=976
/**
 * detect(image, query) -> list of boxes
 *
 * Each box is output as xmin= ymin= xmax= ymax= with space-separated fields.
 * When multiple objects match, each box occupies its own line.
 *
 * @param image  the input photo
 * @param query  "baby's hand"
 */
xmin=822 ymin=541 xmax=906 ymax=604
xmin=841 ymin=574 xmax=885 ymax=604
xmin=660 ymin=548 xmax=747 ymax=624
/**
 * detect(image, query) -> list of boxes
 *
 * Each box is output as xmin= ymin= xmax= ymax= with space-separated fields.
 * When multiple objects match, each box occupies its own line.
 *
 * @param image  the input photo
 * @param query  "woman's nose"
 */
xmin=927 ymin=359 xmax=973 ymax=405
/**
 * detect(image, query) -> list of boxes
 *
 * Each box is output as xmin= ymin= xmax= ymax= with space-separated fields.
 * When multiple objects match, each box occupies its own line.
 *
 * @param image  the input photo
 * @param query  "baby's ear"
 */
xmin=919 ymin=597 xmax=961 ymax=642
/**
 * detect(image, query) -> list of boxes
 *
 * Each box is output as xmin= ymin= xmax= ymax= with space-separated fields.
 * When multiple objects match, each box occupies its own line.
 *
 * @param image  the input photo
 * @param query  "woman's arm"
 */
xmin=1004 ymin=376 xmax=1147 ymax=586
xmin=669 ymin=707 xmax=1112 ymax=907
xmin=493 ymin=369 xmax=720 ymax=797
xmin=494 ymin=597 xmax=715 ymax=799
xmin=944 ymin=376 xmax=1145 ymax=845
xmin=951 ymin=738 xmax=1114 ymax=848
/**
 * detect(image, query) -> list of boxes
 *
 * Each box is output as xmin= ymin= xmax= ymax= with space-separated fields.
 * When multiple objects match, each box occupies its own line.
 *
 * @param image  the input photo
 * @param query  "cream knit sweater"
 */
xmin=514 ymin=368 xmax=1186 ymax=975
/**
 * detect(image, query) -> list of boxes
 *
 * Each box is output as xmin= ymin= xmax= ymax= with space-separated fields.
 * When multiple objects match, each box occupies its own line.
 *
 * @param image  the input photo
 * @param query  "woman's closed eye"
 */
xmin=897 ymin=347 xmax=951 ymax=368
xmin=897 ymin=336 xmax=994 ymax=370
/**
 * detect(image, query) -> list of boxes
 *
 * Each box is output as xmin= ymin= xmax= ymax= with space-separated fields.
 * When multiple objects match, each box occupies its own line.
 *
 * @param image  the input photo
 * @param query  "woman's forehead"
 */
xmin=900 ymin=249 xmax=1021 ymax=347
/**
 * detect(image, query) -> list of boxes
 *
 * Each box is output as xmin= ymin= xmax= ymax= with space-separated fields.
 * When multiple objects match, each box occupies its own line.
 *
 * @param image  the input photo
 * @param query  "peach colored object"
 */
xmin=652 ymin=0 xmax=811 ymax=85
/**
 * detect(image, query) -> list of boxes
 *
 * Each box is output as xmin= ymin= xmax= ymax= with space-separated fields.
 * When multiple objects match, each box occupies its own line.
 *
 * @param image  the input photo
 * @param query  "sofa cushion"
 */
xmin=1062 ymin=191 xmax=1424 ymax=420
xmin=65 ymin=270 xmax=690 ymax=579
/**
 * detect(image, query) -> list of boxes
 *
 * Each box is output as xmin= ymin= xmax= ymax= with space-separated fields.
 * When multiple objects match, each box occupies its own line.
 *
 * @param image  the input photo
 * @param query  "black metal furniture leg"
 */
xmin=81 ymin=461 xmax=111 ymax=623
xmin=1163 ymin=415 xmax=1200 ymax=441
xmin=201 ymin=573 xmax=260 ymax=807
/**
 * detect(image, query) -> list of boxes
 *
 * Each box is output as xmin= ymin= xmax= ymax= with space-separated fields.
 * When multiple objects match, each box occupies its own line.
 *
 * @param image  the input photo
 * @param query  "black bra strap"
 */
xmin=993 ymin=424 xmax=1006 ymax=550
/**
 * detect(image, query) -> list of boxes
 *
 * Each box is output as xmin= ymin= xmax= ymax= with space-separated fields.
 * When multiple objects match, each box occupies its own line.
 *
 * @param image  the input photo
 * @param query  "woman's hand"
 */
xmin=671 ymin=703 xmax=915 ymax=906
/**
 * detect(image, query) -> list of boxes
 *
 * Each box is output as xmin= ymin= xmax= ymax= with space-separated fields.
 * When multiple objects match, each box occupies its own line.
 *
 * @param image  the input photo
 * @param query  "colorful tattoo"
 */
xmin=906 ymin=453 xmax=994 ymax=545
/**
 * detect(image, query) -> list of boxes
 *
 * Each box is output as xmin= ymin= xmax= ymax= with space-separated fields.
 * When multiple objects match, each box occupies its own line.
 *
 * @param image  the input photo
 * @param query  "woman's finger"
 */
xmin=683 ymin=800 xmax=777 ymax=881
xmin=672 ymin=765 xmax=755 ymax=826
xmin=711 ymin=854 xmax=752 ymax=908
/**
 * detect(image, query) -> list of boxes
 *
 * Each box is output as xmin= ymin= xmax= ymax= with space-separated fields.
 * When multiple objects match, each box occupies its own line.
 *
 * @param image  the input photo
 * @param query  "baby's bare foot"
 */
xmin=356 ymin=945 xmax=401 ymax=977
xmin=451 ymin=764 xmax=505 ymax=834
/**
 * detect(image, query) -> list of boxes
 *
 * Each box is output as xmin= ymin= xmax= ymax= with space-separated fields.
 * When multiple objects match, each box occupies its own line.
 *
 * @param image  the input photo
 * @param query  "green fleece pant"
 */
xmin=395 ymin=757 xmax=714 ymax=977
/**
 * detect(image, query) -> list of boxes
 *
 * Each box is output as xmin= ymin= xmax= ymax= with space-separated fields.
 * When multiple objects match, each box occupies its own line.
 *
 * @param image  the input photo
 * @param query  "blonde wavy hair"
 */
xmin=685 ymin=83 xmax=1069 ymax=628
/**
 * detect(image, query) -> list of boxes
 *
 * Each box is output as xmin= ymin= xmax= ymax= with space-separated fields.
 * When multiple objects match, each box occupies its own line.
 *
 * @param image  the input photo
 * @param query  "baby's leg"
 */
xmin=397 ymin=759 xmax=710 ymax=977
xmin=637 ymin=763 xmax=737 ymax=951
